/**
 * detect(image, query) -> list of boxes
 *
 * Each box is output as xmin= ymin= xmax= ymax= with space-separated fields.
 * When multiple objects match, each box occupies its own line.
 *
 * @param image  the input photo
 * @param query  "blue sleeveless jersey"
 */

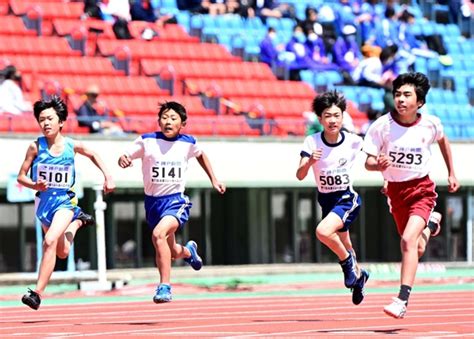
xmin=31 ymin=136 xmax=76 ymax=196
xmin=32 ymin=137 xmax=81 ymax=226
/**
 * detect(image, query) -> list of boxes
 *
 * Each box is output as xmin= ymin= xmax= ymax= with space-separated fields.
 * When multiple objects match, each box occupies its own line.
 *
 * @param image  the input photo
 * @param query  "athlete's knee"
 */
xmin=43 ymin=235 xmax=58 ymax=250
xmin=152 ymin=230 xmax=167 ymax=247
xmin=400 ymin=236 xmax=417 ymax=252
xmin=316 ymin=226 xmax=331 ymax=241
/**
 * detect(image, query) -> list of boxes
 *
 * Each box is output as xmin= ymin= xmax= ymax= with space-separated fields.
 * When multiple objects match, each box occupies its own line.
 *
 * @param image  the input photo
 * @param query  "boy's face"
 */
xmin=158 ymin=109 xmax=185 ymax=138
xmin=394 ymin=84 xmax=421 ymax=117
xmin=318 ymin=104 xmax=343 ymax=135
xmin=38 ymin=108 xmax=63 ymax=137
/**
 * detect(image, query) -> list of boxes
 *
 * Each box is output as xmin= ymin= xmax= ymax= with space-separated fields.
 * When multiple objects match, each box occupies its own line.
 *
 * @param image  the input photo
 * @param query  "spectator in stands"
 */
xmin=0 ymin=65 xmax=32 ymax=115
xmin=305 ymin=27 xmax=339 ymax=71
xmin=83 ymin=0 xmax=103 ymax=19
xmin=371 ymin=6 xmax=399 ymax=49
xmin=285 ymin=25 xmax=312 ymax=72
xmin=130 ymin=0 xmax=177 ymax=40
xmin=398 ymin=9 xmax=452 ymax=66
xmin=259 ymin=26 xmax=286 ymax=66
xmin=100 ymin=0 xmax=132 ymax=39
xmin=333 ymin=25 xmax=362 ymax=84
xmin=253 ymin=0 xmax=295 ymax=22
xmin=76 ymin=85 xmax=124 ymax=135
xmin=302 ymin=6 xmax=337 ymax=53
xmin=226 ymin=0 xmax=256 ymax=18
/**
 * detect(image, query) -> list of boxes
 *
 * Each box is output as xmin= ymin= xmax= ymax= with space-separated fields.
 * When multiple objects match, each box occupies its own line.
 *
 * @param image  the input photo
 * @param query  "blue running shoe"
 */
xmin=339 ymin=251 xmax=358 ymax=288
xmin=183 ymin=240 xmax=202 ymax=271
xmin=352 ymin=269 xmax=369 ymax=305
xmin=153 ymin=284 xmax=172 ymax=303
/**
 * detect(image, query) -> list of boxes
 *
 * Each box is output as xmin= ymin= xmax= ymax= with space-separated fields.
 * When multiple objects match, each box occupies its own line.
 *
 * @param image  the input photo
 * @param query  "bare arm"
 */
xmin=74 ymin=140 xmax=115 ymax=194
xmin=17 ymin=141 xmax=48 ymax=191
xmin=296 ymin=149 xmax=322 ymax=180
xmin=365 ymin=153 xmax=391 ymax=171
xmin=196 ymin=151 xmax=226 ymax=194
xmin=437 ymin=135 xmax=460 ymax=193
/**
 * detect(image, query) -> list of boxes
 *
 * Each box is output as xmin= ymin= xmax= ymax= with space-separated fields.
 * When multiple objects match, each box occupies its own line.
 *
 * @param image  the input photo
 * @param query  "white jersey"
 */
xmin=301 ymin=131 xmax=363 ymax=193
xmin=363 ymin=113 xmax=443 ymax=182
xmin=126 ymin=132 xmax=202 ymax=196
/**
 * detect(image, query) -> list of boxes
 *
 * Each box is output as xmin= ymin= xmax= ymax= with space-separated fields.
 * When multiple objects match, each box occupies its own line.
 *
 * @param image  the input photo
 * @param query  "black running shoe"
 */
xmin=352 ymin=269 xmax=369 ymax=305
xmin=22 ymin=288 xmax=41 ymax=310
xmin=77 ymin=211 xmax=95 ymax=227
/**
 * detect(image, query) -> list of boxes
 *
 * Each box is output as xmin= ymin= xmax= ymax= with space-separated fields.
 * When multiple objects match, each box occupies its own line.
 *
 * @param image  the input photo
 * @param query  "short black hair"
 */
xmin=392 ymin=72 xmax=431 ymax=105
xmin=312 ymin=90 xmax=346 ymax=117
xmin=33 ymin=95 xmax=68 ymax=122
xmin=158 ymin=101 xmax=187 ymax=122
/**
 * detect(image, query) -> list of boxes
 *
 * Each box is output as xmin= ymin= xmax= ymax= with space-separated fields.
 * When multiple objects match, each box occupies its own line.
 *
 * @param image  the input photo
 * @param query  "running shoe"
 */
xmin=183 ymin=240 xmax=202 ymax=271
xmin=77 ymin=211 xmax=95 ymax=227
xmin=340 ymin=251 xmax=358 ymax=288
xmin=153 ymin=284 xmax=172 ymax=303
xmin=428 ymin=211 xmax=442 ymax=237
xmin=383 ymin=297 xmax=407 ymax=319
xmin=352 ymin=269 xmax=369 ymax=305
xmin=21 ymin=288 xmax=41 ymax=310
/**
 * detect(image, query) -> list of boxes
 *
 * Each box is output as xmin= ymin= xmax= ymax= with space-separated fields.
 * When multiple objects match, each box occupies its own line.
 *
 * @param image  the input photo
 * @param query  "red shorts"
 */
xmin=386 ymin=175 xmax=437 ymax=235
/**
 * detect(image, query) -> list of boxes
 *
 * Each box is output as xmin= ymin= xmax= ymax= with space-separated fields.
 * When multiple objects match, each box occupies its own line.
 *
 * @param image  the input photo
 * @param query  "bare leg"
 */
xmin=167 ymin=232 xmax=191 ymax=261
xmin=35 ymin=209 xmax=74 ymax=294
xmin=56 ymin=219 xmax=83 ymax=259
xmin=152 ymin=215 xmax=180 ymax=284
xmin=316 ymin=212 xmax=349 ymax=261
xmin=400 ymin=215 xmax=426 ymax=287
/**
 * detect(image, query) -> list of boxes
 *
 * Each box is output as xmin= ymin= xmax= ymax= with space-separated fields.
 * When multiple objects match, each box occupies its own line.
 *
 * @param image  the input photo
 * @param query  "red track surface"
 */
xmin=1 ymin=291 xmax=473 ymax=337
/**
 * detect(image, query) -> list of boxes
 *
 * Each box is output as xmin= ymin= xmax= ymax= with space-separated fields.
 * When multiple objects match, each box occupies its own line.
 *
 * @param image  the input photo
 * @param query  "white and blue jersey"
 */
xmin=125 ymin=132 xmax=201 ymax=229
xmin=32 ymin=136 xmax=81 ymax=226
xmin=300 ymin=131 xmax=363 ymax=231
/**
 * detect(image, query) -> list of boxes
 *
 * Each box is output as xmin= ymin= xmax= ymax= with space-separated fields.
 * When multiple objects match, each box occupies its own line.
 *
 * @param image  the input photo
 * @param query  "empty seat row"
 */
xmin=140 ymin=59 xmax=275 ymax=81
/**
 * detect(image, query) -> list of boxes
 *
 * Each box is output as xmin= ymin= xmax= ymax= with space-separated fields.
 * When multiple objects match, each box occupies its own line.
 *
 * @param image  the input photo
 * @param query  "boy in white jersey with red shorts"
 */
xmin=363 ymin=72 xmax=460 ymax=318
xmin=297 ymin=90 xmax=369 ymax=305
xmin=118 ymin=101 xmax=225 ymax=303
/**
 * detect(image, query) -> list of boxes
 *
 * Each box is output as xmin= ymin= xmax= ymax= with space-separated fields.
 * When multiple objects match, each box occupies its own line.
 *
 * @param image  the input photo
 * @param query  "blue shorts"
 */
xmin=35 ymin=191 xmax=81 ymax=227
xmin=317 ymin=188 xmax=361 ymax=232
xmin=144 ymin=193 xmax=192 ymax=230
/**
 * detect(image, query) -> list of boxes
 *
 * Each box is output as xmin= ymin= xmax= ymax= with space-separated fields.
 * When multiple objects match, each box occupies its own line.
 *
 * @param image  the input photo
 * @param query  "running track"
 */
xmin=1 ymin=291 xmax=473 ymax=337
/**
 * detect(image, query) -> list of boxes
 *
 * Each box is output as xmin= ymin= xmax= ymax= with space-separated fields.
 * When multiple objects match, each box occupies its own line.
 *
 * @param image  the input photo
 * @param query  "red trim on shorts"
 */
xmin=386 ymin=175 xmax=437 ymax=235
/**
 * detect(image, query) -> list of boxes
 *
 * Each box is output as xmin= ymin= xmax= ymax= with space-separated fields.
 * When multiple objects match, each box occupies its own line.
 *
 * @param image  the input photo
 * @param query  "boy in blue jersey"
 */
xmin=118 ymin=101 xmax=226 ymax=303
xmin=17 ymin=96 xmax=115 ymax=310
xmin=296 ymin=90 xmax=369 ymax=305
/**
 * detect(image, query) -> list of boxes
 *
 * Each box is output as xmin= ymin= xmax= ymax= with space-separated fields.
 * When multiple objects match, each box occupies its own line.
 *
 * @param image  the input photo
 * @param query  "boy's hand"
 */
xmin=118 ymin=154 xmax=132 ymax=168
xmin=103 ymin=176 xmax=116 ymax=194
xmin=34 ymin=179 xmax=48 ymax=191
xmin=376 ymin=153 xmax=391 ymax=171
xmin=448 ymin=175 xmax=460 ymax=193
xmin=213 ymin=181 xmax=226 ymax=194
xmin=308 ymin=148 xmax=323 ymax=165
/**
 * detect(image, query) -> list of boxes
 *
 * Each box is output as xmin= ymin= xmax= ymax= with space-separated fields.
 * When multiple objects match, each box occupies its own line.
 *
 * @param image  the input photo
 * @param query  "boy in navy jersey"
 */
xmin=364 ymin=72 xmax=459 ymax=318
xmin=17 ymin=96 xmax=115 ymax=310
xmin=296 ymin=90 xmax=369 ymax=305
xmin=118 ymin=101 xmax=225 ymax=303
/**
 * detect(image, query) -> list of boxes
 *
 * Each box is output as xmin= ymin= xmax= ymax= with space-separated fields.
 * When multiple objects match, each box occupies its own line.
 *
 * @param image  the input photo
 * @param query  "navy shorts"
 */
xmin=317 ymin=188 xmax=361 ymax=232
xmin=144 ymin=193 xmax=192 ymax=230
xmin=35 ymin=191 xmax=81 ymax=227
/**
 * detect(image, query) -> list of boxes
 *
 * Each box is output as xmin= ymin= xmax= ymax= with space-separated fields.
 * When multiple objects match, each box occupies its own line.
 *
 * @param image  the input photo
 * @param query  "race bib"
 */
xmin=150 ymin=161 xmax=183 ymax=184
xmin=37 ymin=163 xmax=72 ymax=189
xmin=318 ymin=168 xmax=350 ymax=192
xmin=387 ymin=145 xmax=424 ymax=172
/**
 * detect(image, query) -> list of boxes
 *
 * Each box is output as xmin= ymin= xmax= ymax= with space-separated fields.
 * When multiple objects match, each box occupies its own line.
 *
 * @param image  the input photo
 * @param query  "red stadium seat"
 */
xmin=0 ymin=15 xmax=36 ymax=36
xmin=0 ymin=36 xmax=80 ymax=56
xmin=9 ymin=1 xmax=84 ymax=20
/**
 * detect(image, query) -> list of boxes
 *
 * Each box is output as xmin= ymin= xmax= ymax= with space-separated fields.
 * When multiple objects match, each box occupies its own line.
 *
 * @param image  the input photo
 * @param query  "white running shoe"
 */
xmin=383 ymin=297 xmax=407 ymax=319
xmin=429 ymin=211 xmax=442 ymax=237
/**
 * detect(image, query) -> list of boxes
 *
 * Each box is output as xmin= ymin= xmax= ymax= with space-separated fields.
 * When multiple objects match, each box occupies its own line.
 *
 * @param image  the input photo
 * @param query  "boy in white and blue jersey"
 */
xmin=118 ymin=101 xmax=225 ymax=303
xmin=17 ymin=96 xmax=115 ymax=310
xmin=296 ymin=90 xmax=369 ymax=305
